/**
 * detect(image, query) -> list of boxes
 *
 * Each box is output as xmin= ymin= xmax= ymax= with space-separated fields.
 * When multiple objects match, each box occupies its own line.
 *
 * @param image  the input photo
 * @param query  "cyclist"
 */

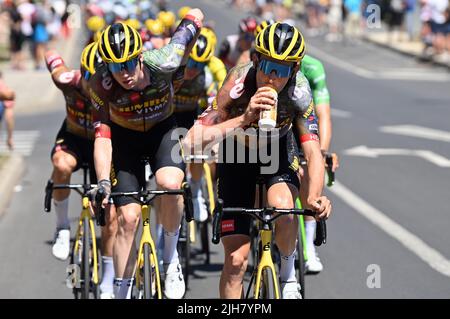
xmin=86 ymin=16 xmax=106 ymax=45
xmin=141 ymin=19 xmax=167 ymax=51
xmin=174 ymin=27 xmax=226 ymax=222
xmin=295 ymin=54 xmax=339 ymax=274
xmin=246 ymin=19 xmax=339 ymax=274
xmin=89 ymin=10 xmax=204 ymax=299
xmin=218 ymin=16 xmax=258 ymax=70
xmin=44 ymin=45 xmax=118 ymax=299
xmin=184 ymin=22 xmax=332 ymax=299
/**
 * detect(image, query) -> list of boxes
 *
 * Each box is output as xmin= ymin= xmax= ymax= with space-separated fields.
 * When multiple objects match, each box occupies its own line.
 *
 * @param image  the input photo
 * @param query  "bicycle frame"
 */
xmin=135 ymin=203 xmax=162 ymax=299
xmin=253 ymin=227 xmax=280 ymax=299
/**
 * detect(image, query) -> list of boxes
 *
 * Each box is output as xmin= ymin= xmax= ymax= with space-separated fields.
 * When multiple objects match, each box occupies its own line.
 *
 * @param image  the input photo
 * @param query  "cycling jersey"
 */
xmin=90 ymin=16 xmax=201 ymax=133
xmin=301 ymin=55 xmax=330 ymax=106
xmin=45 ymin=52 xmax=94 ymax=140
xmin=196 ymin=62 xmax=319 ymax=146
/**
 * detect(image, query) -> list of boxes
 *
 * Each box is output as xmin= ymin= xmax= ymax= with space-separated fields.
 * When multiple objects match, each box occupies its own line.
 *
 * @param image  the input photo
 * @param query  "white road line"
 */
xmin=380 ymin=125 xmax=450 ymax=143
xmin=329 ymin=181 xmax=450 ymax=277
xmin=331 ymin=109 xmax=352 ymax=118
xmin=308 ymin=44 xmax=450 ymax=82
xmin=0 ymin=131 xmax=40 ymax=156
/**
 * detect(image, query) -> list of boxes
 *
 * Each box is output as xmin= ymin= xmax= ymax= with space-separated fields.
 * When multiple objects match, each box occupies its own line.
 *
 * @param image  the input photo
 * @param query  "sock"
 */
xmin=99 ymin=256 xmax=114 ymax=293
xmin=114 ymin=277 xmax=134 ymax=299
xmin=54 ymin=198 xmax=70 ymax=230
xmin=163 ymin=229 xmax=180 ymax=272
xmin=189 ymin=176 xmax=202 ymax=198
xmin=305 ymin=220 xmax=317 ymax=260
xmin=280 ymin=249 xmax=297 ymax=283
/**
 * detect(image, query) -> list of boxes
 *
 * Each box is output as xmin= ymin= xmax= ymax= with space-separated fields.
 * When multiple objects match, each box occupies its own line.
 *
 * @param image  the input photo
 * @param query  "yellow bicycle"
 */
xmin=44 ymin=164 xmax=103 ymax=299
xmin=212 ymin=200 xmax=326 ymax=299
xmin=98 ymin=159 xmax=194 ymax=299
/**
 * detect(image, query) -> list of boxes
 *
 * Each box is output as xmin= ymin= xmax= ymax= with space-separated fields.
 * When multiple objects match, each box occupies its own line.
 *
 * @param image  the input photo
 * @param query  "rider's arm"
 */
xmin=44 ymin=50 xmax=81 ymax=91
xmin=310 ymin=60 xmax=332 ymax=152
xmin=183 ymin=66 xmax=249 ymax=151
xmin=142 ymin=11 xmax=203 ymax=75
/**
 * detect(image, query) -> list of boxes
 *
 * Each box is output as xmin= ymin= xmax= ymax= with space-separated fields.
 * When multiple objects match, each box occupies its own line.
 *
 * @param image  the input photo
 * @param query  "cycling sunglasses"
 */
xmin=187 ymin=58 xmax=206 ymax=70
xmin=107 ymin=57 xmax=139 ymax=74
xmin=258 ymin=59 xmax=294 ymax=78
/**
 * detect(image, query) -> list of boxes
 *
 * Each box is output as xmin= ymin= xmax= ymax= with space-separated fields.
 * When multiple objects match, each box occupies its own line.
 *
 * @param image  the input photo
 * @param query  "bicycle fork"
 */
xmin=253 ymin=229 xmax=280 ymax=299
xmin=73 ymin=196 xmax=99 ymax=285
xmin=136 ymin=204 xmax=162 ymax=299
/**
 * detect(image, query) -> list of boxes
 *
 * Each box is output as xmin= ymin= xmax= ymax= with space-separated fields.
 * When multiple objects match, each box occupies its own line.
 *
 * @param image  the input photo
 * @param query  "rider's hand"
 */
xmin=186 ymin=8 xmax=204 ymax=24
xmin=307 ymin=196 xmax=332 ymax=220
xmin=242 ymin=87 xmax=276 ymax=125
xmin=89 ymin=179 xmax=111 ymax=208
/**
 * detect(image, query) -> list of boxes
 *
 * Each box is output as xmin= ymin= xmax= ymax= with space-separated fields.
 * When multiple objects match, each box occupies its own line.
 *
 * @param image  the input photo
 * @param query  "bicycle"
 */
xmin=44 ymin=163 xmax=105 ymax=299
xmin=97 ymin=158 xmax=194 ymax=299
xmin=212 ymin=198 xmax=326 ymax=299
xmin=183 ymin=154 xmax=217 ymax=266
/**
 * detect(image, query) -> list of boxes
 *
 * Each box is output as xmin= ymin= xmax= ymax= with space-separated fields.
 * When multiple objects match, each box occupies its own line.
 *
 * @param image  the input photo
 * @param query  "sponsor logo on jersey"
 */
xmin=102 ymin=76 xmax=113 ymax=90
xmin=302 ymin=101 xmax=315 ymax=119
xmin=309 ymin=124 xmax=318 ymax=131
xmin=229 ymin=76 xmax=245 ymax=99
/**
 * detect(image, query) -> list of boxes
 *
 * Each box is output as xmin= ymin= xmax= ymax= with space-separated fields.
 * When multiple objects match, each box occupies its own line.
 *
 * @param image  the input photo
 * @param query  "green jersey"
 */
xmin=301 ymin=55 xmax=330 ymax=106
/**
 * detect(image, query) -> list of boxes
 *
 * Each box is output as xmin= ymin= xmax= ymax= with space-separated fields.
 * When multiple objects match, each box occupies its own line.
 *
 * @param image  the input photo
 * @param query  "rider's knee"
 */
xmin=117 ymin=209 xmax=139 ymax=234
xmin=52 ymin=152 xmax=76 ymax=176
xmin=225 ymin=250 xmax=248 ymax=275
xmin=158 ymin=178 xmax=181 ymax=191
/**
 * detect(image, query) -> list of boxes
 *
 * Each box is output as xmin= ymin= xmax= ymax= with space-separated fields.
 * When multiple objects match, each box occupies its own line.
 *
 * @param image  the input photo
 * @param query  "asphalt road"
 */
xmin=1 ymin=0 xmax=450 ymax=299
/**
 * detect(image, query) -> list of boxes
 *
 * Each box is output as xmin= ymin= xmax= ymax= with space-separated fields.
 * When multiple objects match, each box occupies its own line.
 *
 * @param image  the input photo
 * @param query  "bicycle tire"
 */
xmin=143 ymin=243 xmax=153 ymax=299
xmin=70 ymin=237 xmax=80 ymax=299
xmin=199 ymin=221 xmax=210 ymax=265
xmin=258 ymin=268 xmax=279 ymax=299
xmin=296 ymin=223 xmax=306 ymax=299
xmin=92 ymin=247 xmax=102 ymax=299
xmin=177 ymin=217 xmax=190 ymax=290
xmin=81 ymin=216 xmax=90 ymax=299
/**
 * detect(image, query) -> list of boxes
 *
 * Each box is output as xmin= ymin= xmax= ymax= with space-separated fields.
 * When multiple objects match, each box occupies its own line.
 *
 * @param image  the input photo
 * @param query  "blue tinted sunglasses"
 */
xmin=258 ymin=59 xmax=293 ymax=78
xmin=108 ymin=58 xmax=139 ymax=73
xmin=187 ymin=58 xmax=206 ymax=70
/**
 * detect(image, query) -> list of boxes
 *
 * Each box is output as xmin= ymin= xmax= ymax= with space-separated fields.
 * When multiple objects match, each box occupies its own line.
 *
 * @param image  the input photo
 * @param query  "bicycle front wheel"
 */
xmin=296 ymin=216 xmax=306 ymax=298
xmin=143 ymin=243 xmax=154 ymax=299
xmin=257 ymin=268 xmax=279 ymax=299
xmin=81 ymin=216 xmax=90 ymax=299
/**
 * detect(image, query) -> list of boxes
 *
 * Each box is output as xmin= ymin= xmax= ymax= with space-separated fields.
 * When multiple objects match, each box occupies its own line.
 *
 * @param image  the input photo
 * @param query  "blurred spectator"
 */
xmin=31 ymin=1 xmax=51 ymax=70
xmin=429 ymin=0 xmax=449 ymax=56
xmin=344 ymin=0 xmax=363 ymax=41
xmin=405 ymin=0 xmax=417 ymax=41
xmin=326 ymin=0 xmax=344 ymax=41
xmin=2 ymin=0 xmax=25 ymax=70
xmin=386 ymin=0 xmax=407 ymax=43
xmin=0 ymin=71 xmax=15 ymax=151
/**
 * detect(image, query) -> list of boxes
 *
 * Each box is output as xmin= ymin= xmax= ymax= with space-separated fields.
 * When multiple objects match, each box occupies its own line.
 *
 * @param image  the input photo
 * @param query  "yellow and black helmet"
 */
xmin=254 ymin=19 xmax=275 ymax=37
xmin=98 ymin=22 xmax=143 ymax=63
xmin=254 ymin=22 xmax=305 ymax=63
xmin=145 ymin=19 xmax=165 ymax=36
xmin=178 ymin=6 xmax=191 ymax=19
xmin=157 ymin=11 xmax=176 ymax=29
xmin=80 ymin=41 xmax=102 ymax=76
xmin=125 ymin=18 xmax=141 ymax=31
xmin=190 ymin=28 xmax=217 ymax=63
xmin=86 ymin=16 xmax=105 ymax=32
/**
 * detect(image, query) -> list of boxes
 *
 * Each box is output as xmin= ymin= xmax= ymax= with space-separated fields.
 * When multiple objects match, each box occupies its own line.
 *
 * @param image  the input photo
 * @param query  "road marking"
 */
xmin=344 ymin=145 xmax=450 ymax=167
xmin=329 ymin=181 xmax=450 ymax=277
xmin=380 ymin=125 xmax=450 ymax=143
xmin=0 ymin=130 xmax=40 ymax=156
xmin=331 ymin=109 xmax=352 ymax=118
xmin=308 ymin=44 xmax=450 ymax=82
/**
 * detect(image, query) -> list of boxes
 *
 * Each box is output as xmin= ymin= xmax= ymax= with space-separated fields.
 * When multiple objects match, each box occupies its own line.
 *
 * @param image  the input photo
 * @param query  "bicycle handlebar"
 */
xmin=212 ymin=199 xmax=327 ymax=246
xmin=109 ymin=183 xmax=194 ymax=223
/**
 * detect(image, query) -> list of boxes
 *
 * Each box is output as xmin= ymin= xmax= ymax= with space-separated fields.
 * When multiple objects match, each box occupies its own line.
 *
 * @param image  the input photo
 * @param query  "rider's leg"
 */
xmin=100 ymin=204 xmax=118 ymax=298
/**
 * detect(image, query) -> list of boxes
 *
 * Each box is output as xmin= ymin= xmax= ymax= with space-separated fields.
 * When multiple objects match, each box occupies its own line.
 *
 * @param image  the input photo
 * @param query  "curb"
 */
xmin=0 ymin=154 xmax=25 ymax=218
xmin=362 ymin=35 xmax=450 ymax=70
